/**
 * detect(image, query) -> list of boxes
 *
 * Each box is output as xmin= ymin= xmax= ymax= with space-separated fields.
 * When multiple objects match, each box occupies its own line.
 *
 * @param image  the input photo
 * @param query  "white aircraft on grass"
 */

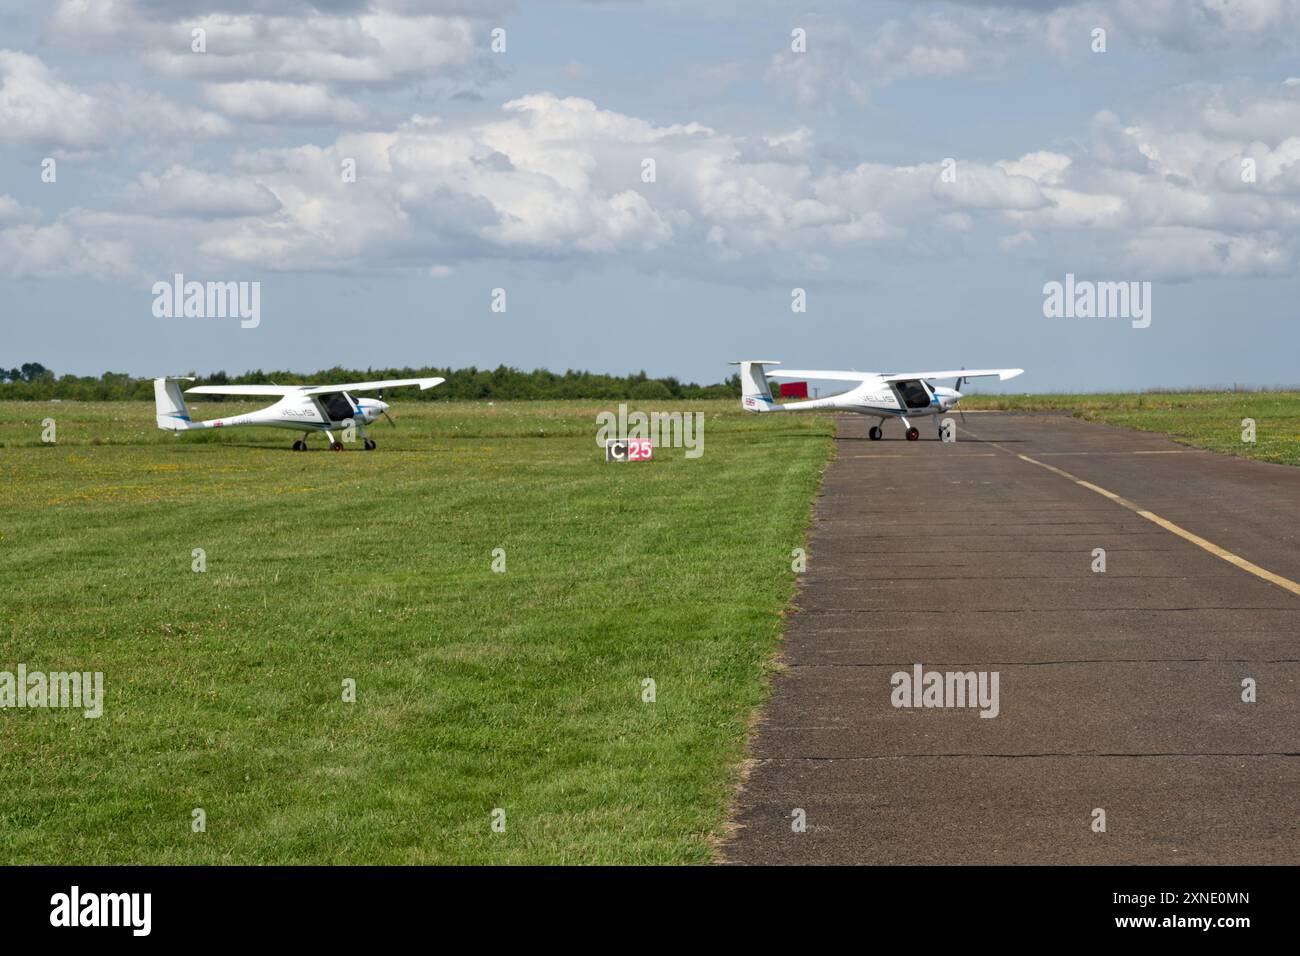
xmin=153 ymin=375 xmax=444 ymax=450
xmin=732 ymin=360 xmax=1023 ymax=440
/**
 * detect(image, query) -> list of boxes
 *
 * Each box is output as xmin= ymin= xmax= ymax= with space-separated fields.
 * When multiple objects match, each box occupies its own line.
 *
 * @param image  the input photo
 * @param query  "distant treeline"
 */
xmin=0 ymin=363 xmax=741 ymax=402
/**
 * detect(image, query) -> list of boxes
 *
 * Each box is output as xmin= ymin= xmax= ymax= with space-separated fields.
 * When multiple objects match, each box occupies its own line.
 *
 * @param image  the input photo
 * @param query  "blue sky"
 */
xmin=2 ymin=0 xmax=1299 ymax=390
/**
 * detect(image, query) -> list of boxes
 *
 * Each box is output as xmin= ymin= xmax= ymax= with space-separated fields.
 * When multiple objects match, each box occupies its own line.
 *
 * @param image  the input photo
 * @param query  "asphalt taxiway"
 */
xmin=724 ymin=412 xmax=1299 ymax=864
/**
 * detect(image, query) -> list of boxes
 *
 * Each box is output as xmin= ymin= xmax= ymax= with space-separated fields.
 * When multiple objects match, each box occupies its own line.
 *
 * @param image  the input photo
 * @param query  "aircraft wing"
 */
xmin=185 ymin=385 xmax=301 ymax=396
xmin=300 ymin=377 xmax=445 ymax=395
xmin=880 ymin=368 xmax=1024 ymax=383
xmin=187 ymin=377 xmax=445 ymax=397
xmin=765 ymin=369 xmax=881 ymax=382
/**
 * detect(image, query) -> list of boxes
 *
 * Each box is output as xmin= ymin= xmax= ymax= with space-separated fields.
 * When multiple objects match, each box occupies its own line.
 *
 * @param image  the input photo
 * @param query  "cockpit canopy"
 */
xmin=892 ymin=379 xmax=933 ymax=410
xmin=316 ymin=392 xmax=355 ymax=422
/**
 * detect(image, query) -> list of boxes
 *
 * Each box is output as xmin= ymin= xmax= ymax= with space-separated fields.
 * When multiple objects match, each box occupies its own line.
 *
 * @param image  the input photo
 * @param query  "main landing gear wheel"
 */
xmin=363 ymin=439 xmax=376 ymax=450
xmin=292 ymin=440 xmax=306 ymax=451
xmin=868 ymin=426 xmax=883 ymax=441
xmin=330 ymin=441 xmax=344 ymax=452
xmin=905 ymin=426 xmax=920 ymax=442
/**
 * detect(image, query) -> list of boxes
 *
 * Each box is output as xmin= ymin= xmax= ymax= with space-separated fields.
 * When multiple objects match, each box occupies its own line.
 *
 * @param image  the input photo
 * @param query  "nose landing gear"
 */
xmin=905 ymin=426 xmax=920 ymax=441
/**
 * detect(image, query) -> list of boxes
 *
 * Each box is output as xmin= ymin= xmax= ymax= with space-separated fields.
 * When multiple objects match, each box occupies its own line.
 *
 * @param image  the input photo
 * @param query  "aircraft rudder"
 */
xmin=154 ymin=376 xmax=194 ymax=431
xmin=731 ymin=359 xmax=781 ymax=413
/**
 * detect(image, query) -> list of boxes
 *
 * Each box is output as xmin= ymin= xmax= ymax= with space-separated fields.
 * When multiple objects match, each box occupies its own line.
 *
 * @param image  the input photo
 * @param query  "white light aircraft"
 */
xmin=153 ymin=376 xmax=444 ymax=450
xmin=731 ymin=360 xmax=1024 ymax=440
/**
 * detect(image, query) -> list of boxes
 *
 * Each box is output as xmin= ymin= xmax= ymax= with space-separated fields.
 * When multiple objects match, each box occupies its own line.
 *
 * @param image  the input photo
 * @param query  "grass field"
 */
xmin=0 ymin=399 xmax=834 ymax=864
xmin=964 ymin=391 xmax=1300 ymax=467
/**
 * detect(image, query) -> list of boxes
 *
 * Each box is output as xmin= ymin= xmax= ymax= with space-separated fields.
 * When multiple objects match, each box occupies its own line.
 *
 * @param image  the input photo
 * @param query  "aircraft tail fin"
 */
xmin=730 ymin=360 xmax=781 ymax=413
xmin=154 ymin=377 xmax=196 ymax=431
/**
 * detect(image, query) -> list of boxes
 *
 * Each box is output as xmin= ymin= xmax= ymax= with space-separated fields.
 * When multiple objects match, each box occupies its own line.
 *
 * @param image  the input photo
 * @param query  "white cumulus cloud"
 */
xmin=202 ymin=81 xmax=365 ymax=124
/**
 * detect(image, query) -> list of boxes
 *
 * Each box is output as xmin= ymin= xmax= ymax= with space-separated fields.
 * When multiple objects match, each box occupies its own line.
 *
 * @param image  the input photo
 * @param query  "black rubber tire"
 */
xmin=905 ymin=427 xmax=920 ymax=442
xmin=868 ymin=426 xmax=882 ymax=441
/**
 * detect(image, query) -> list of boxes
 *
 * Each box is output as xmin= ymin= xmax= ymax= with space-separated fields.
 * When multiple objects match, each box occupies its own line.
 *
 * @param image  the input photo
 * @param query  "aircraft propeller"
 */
xmin=378 ymin=389 xmax=397 ymax=427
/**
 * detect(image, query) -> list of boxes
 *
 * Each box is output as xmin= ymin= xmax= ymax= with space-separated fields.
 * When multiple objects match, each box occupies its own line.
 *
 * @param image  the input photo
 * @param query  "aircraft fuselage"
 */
xmin=185 ymin=394 xmax=388 ymax=431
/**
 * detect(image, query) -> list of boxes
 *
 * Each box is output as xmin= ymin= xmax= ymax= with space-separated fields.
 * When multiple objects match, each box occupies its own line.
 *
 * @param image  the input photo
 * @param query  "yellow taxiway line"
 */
xmin=958 ymin=426 xmax=1300 ymax=598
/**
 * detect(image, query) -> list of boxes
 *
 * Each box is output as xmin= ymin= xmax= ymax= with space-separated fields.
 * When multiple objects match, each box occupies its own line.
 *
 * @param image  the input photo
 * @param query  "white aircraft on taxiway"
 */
xmin=732 ymin=360 xmax=1023 ymax=440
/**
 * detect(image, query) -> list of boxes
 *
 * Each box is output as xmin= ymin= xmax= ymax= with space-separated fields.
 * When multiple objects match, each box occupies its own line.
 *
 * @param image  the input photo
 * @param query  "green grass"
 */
xmin=963 ymin=391 xmax=1300 ymax=467
xmin=0 ymin=399 xmax=834 ymax=864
